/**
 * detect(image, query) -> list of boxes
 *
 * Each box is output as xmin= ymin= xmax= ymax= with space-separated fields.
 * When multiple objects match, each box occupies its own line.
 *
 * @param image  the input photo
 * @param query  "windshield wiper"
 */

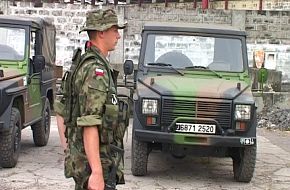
xmin=184 ymin=66 xmax=208 ymax=69
xmin=184 ymin=66 xmax=222 ymax=78
xmin=147 ymin=62 xmax=184 ymax=76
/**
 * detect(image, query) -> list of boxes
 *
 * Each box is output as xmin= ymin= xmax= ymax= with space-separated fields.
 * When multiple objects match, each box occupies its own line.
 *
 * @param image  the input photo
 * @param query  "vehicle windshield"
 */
xmin=0 ymin=27 xmax=26 ymax=61
xmin=144 ymin=34 xmax=244 ymax=72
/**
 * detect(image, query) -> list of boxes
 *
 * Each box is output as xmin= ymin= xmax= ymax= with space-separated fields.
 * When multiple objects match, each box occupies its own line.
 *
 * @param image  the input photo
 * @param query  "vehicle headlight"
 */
xmin=235 ymin=105 xmax=251 ymax=120
xmin=142 ymin=99 xmax=158 ymax=114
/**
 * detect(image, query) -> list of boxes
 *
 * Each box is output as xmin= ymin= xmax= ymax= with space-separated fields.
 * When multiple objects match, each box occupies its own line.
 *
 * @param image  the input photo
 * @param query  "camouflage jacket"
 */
xmin=58 ymin=46 xmax=125 ymax=185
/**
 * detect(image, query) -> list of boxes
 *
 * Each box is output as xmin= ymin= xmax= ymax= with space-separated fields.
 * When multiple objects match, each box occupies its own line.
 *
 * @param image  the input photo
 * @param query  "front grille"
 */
xmin=161 ymin=98 xmax=232 ymax=128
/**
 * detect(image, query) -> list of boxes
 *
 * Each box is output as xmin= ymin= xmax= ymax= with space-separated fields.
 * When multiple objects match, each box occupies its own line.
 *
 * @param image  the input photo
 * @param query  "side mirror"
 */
xmin=33 ymin=55 xmax=45 ymax=73
xmin=123 ymin=60 xmax=134 ymax=75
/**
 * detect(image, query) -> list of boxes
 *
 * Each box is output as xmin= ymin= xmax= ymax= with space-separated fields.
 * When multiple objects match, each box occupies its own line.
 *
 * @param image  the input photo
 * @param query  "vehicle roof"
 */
xmin=143 ymin=22 xmax=246 ymax=36
xmin=0 ymin=15 xmax=53 ymax=29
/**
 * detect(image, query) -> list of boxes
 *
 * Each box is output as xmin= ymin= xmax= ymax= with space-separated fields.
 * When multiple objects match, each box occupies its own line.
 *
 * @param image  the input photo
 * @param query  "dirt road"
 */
xmin=1 ymin=117 xmax=290 ymax=190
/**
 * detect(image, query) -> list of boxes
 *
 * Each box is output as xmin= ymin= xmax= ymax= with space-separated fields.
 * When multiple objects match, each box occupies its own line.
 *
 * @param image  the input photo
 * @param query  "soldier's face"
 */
xmin=103 ymin=26 xmax=121 ymax=51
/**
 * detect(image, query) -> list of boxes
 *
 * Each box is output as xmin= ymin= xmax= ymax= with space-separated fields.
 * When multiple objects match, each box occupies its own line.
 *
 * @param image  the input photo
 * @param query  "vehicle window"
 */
xmin=144 ymin=34 xmax=243 ymax=72
xmin=0 ymin=27 xmax=25 ymax=61
xmin=30 ymin=31 xmax=36 ymax=59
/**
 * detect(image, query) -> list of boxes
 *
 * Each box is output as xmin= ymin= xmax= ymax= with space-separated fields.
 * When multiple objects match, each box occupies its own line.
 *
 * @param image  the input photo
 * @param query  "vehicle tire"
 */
xmin=131 ymin=138 xmax=148 ymax=176
xmin=31 ymin=98 xmax=51 ymax=146
xmin=171 ymin=145 xmax=186 ymax=159
xmin=0 ymin=108 xmax=22 ymax=168
xmin=232 ymin=144 xmax=256 ymax=182
xmin=171 ymin=153 xmax=186 ymax=159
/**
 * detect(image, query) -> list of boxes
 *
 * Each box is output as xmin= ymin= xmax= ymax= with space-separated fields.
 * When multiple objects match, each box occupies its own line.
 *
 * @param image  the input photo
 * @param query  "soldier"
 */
xmin=54 ymin=9 xmax=126 ymax=190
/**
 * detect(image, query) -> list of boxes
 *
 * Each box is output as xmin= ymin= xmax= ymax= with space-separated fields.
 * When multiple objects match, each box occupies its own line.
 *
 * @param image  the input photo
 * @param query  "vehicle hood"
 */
xmin=139 ymin=75 xmax=250 ymax=99
xmin=0 ymin=67 xmax=24 ymax=82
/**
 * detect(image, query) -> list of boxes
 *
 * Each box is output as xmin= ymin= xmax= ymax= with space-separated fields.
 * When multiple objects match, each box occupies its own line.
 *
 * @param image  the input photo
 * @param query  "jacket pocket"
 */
xmin=100 ymin=104 xmax=118 ymax=144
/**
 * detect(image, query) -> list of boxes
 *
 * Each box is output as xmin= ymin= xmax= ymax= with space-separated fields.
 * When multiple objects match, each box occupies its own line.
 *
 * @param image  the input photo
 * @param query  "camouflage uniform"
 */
xmin=54 ymin=9 xmax=127 ymax=190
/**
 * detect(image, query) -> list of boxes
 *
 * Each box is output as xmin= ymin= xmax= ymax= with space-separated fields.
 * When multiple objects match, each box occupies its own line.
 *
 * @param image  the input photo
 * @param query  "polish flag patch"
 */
xmin=95 ymin=68 xmax=104 ymax=76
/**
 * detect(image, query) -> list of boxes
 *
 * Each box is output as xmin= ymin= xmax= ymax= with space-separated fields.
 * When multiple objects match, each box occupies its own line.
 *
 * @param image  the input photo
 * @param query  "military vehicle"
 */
xmin=124 ymin=22 xmax=259 ymax=182
xmin=0 ymin=16 xmax=56 ymax=168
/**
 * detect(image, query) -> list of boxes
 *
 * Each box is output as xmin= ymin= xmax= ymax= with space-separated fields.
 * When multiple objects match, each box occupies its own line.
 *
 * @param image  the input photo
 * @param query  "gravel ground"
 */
xmin=257 ymin=98 xmax=290 ymax=154
xmin=1 ymin=118 xmax=290 ymax=190
xmin=258 ymin=128 xmax=290 ymax=153
xmin=258 ymin=102 xmax=290 ymax=131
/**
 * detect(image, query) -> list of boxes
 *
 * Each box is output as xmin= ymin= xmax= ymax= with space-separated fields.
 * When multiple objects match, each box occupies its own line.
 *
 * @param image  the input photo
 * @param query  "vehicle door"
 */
xmin=27 ymin=29 xmax=42 ymax=122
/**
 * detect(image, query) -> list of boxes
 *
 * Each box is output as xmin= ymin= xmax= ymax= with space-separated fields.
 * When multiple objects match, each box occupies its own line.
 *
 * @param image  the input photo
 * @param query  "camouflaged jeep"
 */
xmin=0 ymin=16 xmax=56 ymax=168
xmin=124 ymin=22 xmax=257 ymax=182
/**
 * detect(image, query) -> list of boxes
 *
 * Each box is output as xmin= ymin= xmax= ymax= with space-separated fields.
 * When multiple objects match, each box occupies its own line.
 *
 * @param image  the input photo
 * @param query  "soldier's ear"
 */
xmin=97 ymin=31 xmax=105 ymax=39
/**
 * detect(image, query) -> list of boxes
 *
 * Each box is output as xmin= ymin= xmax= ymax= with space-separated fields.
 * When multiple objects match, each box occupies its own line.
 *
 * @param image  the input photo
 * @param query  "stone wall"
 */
xmin=123 ymin=5 xmax=290 ymax=82
xmin=7 ymin=2 xmax=90 ymax=70
xmin=245 ymin=9 xmax=290 ymax=82
xmin=2 ymin=1 xmax=290 ymax=83
xmin=0 ymin=0 xmax=7 ymax=14
xmin=213 ymin=0 xmax=290 ymax=10
xmin=124 ymin=4 xmax=234 ymax=64
xmin=7 ymin=2 xmax=127 ymax=72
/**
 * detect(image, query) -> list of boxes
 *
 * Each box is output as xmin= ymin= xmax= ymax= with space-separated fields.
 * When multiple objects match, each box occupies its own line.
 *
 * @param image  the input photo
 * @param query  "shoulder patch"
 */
xmin=95 ymin=68 xmax=104 ymax=77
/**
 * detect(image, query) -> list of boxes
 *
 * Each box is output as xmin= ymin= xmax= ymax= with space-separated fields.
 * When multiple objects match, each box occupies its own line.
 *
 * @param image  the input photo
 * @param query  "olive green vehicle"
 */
xmin=125 ymin=22 xmax=258 ymax=182
xmin=0 ymin=16 xmax=56 ymax=168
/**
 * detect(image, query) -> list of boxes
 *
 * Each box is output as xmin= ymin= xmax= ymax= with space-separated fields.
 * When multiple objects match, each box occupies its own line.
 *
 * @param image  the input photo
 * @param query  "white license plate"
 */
xmin=175 ymin=123 xmax=216 ymax=134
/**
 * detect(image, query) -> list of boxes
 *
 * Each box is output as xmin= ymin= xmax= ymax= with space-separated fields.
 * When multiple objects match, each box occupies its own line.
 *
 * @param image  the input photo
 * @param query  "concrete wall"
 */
xmin=250 ymin=68 xmax=282 ymax=92
xmin=0 ymin=0 xmax=7 ymax=14
xmin=1 ymin=1 xmax=290 ymax=83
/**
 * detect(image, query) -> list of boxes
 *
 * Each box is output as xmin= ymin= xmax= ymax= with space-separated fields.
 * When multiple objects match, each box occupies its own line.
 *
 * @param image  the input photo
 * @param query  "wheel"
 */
xmin=171 ymin=145 xmax=186 ymax=159
xmin=131 ymin=138 xmax=148 ymax=176
xmin=232 ymin=144 xmax=257 ymax=182
xmin=171 ymin=153 xmax=186 ymax=159
xmin=31 ymin=98 xmax=51 ymax=146
xmin=0 ymin=108 xmax=22 ymax=168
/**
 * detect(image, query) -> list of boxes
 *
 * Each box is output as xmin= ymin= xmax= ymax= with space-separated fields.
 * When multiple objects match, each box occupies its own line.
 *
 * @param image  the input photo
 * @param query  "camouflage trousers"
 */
xmin=71 ymin=162 xmax=112 ymax=190
xmin=73 ymin=176 xmax=89 ymax=190
xmin=73 ymin=173 xmax=114 ymax=190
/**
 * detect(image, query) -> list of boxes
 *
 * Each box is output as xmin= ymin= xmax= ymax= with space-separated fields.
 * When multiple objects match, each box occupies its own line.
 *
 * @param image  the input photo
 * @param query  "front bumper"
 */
xmin=134 ymin=129 xmax=256 ymax=147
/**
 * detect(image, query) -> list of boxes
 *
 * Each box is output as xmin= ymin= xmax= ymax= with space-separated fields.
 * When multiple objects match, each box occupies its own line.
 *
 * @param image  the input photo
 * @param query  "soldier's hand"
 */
xmin=87 ymin=173 xmax=105 ymax=190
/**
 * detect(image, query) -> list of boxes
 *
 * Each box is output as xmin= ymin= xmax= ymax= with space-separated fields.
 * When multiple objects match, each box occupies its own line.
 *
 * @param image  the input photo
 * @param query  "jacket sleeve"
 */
xmin=77 ymin=61 xmax=109 ymax=127
xmin=53 ymin=98 xmax=65 ymax=116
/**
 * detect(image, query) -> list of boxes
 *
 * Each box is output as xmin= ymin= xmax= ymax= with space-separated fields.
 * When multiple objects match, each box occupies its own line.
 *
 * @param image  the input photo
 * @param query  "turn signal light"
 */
xmin=236 ymin=121 xmax=246 ymax=131
xmin=146 ymin=116 xmax=157 ymax=125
